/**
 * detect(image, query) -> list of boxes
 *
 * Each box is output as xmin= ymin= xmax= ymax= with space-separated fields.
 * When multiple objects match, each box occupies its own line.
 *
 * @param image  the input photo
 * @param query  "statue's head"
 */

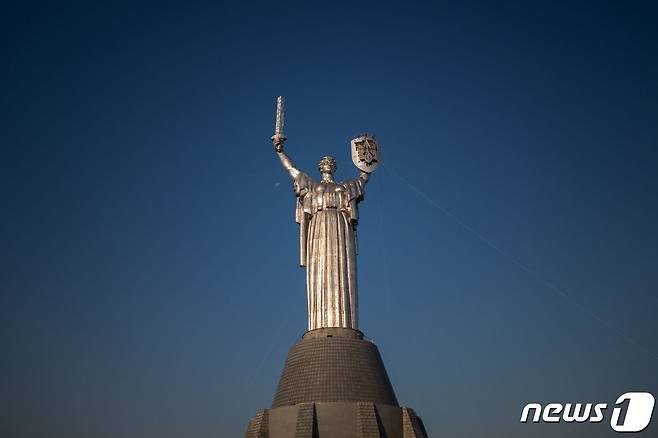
xmin=318 ymin=156 xmax=337 ymax=175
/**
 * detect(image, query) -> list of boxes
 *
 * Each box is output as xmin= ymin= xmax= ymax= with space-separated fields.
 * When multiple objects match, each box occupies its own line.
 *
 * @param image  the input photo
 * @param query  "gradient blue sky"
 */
xmin=2 ymin=1 xmax=657 ymax=437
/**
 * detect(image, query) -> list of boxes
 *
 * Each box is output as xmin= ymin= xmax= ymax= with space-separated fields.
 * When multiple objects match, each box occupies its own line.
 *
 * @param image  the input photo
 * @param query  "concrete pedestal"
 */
xmin=245 ymin=328 xmax=429 ymax=437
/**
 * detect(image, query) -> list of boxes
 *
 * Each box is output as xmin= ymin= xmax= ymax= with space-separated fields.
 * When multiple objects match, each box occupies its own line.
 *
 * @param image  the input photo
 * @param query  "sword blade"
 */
xmin=275 ymin=96 xmax=285 ymax=135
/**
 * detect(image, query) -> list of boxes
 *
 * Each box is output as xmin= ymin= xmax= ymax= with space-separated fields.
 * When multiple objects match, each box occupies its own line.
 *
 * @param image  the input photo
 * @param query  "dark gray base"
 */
xmin=273 ymin=328 xmax=398 ymax=408
xmin=245 ymin=328 xmax=430 ymax=437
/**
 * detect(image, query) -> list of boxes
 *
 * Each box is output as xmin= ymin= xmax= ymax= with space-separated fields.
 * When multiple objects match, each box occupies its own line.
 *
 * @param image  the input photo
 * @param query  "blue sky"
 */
xmin=2 ymin=1 xmax=657 ymax=437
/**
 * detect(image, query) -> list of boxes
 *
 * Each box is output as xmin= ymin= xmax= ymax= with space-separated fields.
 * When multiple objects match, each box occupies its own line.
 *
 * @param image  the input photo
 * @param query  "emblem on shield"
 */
xmin=351 ymin=134 xmax=380 ymax=173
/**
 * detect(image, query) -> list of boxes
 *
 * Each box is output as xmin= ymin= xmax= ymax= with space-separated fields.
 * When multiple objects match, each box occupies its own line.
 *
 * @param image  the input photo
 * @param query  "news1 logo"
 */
xmin=520 ymin=392 xmax=655 ymax=432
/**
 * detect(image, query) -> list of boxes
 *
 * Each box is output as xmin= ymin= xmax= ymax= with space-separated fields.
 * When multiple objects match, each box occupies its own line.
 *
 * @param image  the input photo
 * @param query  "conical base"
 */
xmin=245 ymin=328 xmax=429 ymax=437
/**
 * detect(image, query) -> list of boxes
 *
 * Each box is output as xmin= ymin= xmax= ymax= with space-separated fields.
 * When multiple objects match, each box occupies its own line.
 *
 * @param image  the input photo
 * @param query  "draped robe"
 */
xmin=293 ymin=172 xmax=365 ymax=330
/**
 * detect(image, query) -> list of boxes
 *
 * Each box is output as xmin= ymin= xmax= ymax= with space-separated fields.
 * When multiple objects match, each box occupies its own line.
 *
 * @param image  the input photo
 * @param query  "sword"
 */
xmin=272 ymin=96 xmax=287 ymax=151
xmin=275 ymin=96 xmax=285 ymax=136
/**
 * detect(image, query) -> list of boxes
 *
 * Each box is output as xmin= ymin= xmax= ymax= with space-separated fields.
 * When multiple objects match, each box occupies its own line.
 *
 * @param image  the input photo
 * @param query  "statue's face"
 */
xmin=318 ymin=156 xmax=337 ymax=174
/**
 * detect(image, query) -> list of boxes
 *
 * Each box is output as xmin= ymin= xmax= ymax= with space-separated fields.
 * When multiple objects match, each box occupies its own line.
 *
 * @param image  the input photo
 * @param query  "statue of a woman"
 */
xmin=273 ymin=135 xmax=370 ymax=331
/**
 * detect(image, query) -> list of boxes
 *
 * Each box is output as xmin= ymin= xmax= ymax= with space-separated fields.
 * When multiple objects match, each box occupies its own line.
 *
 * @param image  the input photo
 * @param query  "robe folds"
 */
xmin=293 ymin=172 xmax=365 ymax=330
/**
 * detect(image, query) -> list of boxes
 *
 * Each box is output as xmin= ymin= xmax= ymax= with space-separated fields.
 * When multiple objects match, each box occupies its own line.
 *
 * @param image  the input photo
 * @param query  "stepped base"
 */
xmin=245 ymin=328 xmax=429 ymax=437
xmin=245 ymin=402 xmax=428 ymax=438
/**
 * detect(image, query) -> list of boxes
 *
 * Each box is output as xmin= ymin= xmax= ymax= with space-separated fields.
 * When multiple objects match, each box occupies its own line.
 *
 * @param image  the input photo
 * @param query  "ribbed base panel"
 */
xmin=245 ymin=402 xmax=429 ymax=438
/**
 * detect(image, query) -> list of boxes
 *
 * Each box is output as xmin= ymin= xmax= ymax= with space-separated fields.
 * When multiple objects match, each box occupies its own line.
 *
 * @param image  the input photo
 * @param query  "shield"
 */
xmin=351 ymin=134 xmax=380 ymax=173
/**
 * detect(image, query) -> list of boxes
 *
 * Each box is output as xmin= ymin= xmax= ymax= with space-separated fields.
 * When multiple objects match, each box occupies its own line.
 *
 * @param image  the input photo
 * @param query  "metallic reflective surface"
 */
xmin=351 ymin=134 xmax=380 ymax=173
xmin=271 ymin=103 xmax=378 ymax=330
xmin=274 ymin=96 xmax=285 ymax=136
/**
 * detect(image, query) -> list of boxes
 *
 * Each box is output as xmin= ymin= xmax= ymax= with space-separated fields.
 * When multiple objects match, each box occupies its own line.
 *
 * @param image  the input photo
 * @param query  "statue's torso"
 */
xmin=309 ymin=180 xmax=348 ymax=213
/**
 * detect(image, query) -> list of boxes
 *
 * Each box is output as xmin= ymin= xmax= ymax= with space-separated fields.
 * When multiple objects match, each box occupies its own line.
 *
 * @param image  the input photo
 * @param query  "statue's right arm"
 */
xmin=277 ymin=149 xmax=301 ymax=179
xmin=276 ymin=147 xmax=300 ymax=179
xmin=272 ymin=135 xmax=301 ymax=179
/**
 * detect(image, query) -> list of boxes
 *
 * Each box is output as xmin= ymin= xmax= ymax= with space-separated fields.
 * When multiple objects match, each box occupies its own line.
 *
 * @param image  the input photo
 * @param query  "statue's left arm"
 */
xmin=343 ymin=171 xmax=371 ymax=226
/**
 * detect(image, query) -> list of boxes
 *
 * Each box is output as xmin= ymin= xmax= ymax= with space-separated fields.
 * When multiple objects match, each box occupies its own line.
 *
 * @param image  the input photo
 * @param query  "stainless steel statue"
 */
xmin=271 ymin=96 xmax=379 ymax=331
